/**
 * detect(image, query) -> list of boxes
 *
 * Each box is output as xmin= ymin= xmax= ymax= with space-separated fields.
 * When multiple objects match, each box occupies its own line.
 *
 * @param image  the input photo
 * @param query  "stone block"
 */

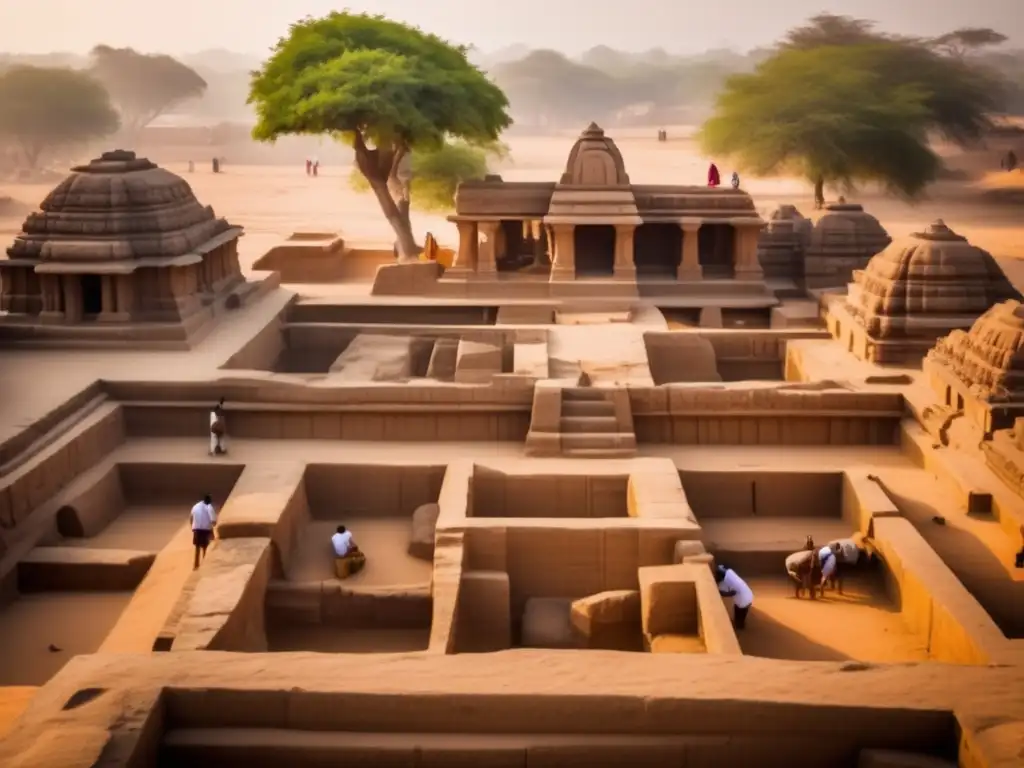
xmin=521 ymin=597 xmax=578 ymax=649
xmin=638 ymin=564 xmax=698 ymax=637
xmin=570 ymin=589 xmax=642 ymax=651
xmin=673 ymin=540 xmax=707 ymax=563
xmin=456 ymin=571 xmax=511 ymax=652
xmin=408 ymin=502 xmax=440 ymax=561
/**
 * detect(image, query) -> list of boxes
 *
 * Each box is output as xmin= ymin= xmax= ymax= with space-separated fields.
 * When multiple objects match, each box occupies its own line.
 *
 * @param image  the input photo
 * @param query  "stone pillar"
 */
xmin=549 ymin=224 xmax=576 ymax=280
xmin=37 ymin=274 xmax=62 ymax=321
xmin=450 ymin=220 xmax=479 ymax=274
xmin=61 ymin=276 xmax=82 ymax=323
xmin=116 ymin=275 xmax=135 ymax=318
xmin=678 ymin=222 xmax=702 ymax=280
xmin=477 ymin=221 xmax=499 ymax=277
xmin=98 ymin=275 xmax=118 ymax=321
xmin=613 ymin=224 xmax=637 ymax=280
xmin=734 ymin=224 xmax=764 ymax=280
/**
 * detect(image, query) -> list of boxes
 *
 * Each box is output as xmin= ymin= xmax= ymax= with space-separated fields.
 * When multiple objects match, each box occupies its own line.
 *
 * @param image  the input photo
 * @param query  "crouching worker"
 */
xmin=785 ymin=547 xmax=823 ymax=599
xmin=332 ymin=525 xmax=366 ymax=579
xmin=714 ymin=564 xmax=754 ymax=630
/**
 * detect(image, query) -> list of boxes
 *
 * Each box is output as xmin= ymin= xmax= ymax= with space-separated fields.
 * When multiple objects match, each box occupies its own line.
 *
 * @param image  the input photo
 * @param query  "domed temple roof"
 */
xmin=7 ymin=150 xmax=236 ymax=263
xmin=929 ymin=300 xmax=1024 ymax=402
xmin=559 ymin=122 xmax=630 ymax=186
xmin=806 ymin=200 xmax=891 ymax=256
xmin=847 ymin=220 xmax=1020 ymax=337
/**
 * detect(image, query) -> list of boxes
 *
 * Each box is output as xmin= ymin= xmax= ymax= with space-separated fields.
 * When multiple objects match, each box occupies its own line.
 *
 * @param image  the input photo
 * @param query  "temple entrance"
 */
xmin=80 ymin=274 xmax=103 ymax=316
xmin=574 ymin=225 xmax=615 ymax=277
xmin=633 ymin=224 xmax=681 ymax=278
xmin=497 ymin=220 xmax=530 ymax=272
xmin=698 ymin=224 xmax=735 ymax=278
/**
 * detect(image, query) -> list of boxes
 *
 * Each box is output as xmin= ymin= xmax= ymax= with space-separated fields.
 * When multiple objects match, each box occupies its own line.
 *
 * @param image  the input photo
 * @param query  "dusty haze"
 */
xmin=1 ymin=0 xmax=1022 ymax=55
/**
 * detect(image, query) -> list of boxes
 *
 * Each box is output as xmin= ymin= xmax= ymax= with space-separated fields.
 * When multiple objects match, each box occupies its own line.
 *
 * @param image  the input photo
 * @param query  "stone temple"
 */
xmin=0 ymin=150 xmax=266 ymax=348
xmin=0 ymin=128 xmax=1023 ymax=768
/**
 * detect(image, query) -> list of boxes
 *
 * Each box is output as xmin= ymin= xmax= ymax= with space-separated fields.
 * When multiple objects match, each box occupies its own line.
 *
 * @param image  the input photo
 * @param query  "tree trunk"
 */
xmin=353 ymin=133 xmax=419 ymax=262
xmin=367 ymin=177 xmax=419 ymax=262
xmin=813 ymin=177 xmax=825 ymax=210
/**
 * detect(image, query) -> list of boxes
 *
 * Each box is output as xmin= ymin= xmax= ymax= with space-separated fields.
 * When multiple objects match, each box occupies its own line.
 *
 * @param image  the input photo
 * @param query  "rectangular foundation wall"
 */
xmin=122 ymin=406 xmax=531 ymax=442
xmin=635 ymin=415 xmax=899 ymax=445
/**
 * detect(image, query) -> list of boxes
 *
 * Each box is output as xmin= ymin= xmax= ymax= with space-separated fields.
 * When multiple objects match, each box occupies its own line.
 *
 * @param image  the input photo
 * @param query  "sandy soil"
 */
xmin=733 ymin=574 xmax=929 ymax=663
xmin=0 ymin=592 xmax=133 ymax=685
xmin=0 ymin=687 xmax=36 ymax=741
xmin=287 ymin=519 xmax=433 ymax=587
xmin=265 ymin=626 xmax=430 ymax=654
xmin=2 ymin=134 xmax=1023 ymax=266
xmin=877 ymin=468 xmax=1024 ymax=639
xmin=57 ymin=505 xmax=190 ymax=552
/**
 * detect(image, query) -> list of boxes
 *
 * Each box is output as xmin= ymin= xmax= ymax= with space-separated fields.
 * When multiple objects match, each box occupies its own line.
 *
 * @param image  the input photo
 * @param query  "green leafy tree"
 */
xmin=350 ymin=140 xmax=508 ymax=212
xmin=248 ymin=12 xmax=511 ymax=261
xmin=0 ymin=66 xmax=120 ymax=169
xmin=699 ymin=45 xmax=942 ymax=202
xmin=780 ymin=13 xmax=897 ymax=49
xmin=930 ymin=28 xmax=1008 ymax=58
xmin=89 ymin=46 xmax=207 ymax=135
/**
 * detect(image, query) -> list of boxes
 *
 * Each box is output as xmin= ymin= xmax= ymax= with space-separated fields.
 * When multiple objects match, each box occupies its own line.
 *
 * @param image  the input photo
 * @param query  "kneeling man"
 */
xmin=332 ymin=525 xmax=365 ymax=578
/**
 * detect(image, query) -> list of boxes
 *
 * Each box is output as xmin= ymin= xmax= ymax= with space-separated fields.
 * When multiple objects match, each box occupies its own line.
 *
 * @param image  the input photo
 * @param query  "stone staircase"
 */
xmin=526 ymin=386 xmax=636 ymax=457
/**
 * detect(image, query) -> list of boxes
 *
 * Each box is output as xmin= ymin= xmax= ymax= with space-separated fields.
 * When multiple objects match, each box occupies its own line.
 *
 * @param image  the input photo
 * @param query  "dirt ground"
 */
xmin=733 ymin=574 xmax=930 ymax=663
xmin=2 ymin=132 xmax=1022 ymax=267
xmin=0 ymin=592 xmax=134 ymax=686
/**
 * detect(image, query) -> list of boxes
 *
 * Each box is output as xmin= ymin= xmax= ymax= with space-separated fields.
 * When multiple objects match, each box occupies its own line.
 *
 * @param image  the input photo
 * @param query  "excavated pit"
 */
xmin=643 ymin=330 xmax=785 ymax=383
xmin=265 ymin=464 xmax=441 ymax=653
xmin=469 ymin=466 xmax=631 ymax=518
xmin=688 ymin=470 xmax=938 ymax=663
xmin=0 ymin=463 xmax=244 ymax=685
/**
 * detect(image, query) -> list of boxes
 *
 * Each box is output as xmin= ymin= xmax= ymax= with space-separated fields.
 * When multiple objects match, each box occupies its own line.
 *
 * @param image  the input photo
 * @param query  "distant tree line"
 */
xmin=0 ymin=47 xmax=207 ymax=171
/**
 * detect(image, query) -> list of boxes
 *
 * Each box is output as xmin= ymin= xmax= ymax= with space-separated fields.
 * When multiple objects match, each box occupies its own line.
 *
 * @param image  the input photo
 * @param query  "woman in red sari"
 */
xmin=707 ymin=162 xmax=721 ymax=187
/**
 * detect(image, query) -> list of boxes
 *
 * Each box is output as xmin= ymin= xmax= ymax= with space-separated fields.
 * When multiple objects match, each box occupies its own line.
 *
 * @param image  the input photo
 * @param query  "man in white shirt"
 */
xmin=190 ymin=494 xmax=217 ymax=570
xmin=715 ymin=564 xmax=754 ymax=630
xmin=332 ymin=525 xmax=356 ymax=557
xmin=209 ymin=398 xmax=226 ymax=456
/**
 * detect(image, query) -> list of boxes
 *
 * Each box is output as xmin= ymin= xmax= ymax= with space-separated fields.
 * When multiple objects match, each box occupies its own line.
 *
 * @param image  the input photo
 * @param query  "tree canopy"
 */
xmin=701 ymin=16 xmax=1007 ymax=201
xmin=89 ymin=46 xmax=207 ymax=134
xmin=350 ymin=140 xmax=507 ymax=211
xmin=700 ymin=45 xmax=943 ymax=200
xmin=0 ymin=65 xmax=120 ymax=169
xmin=248 ymin=12 xmax=511 ymax=260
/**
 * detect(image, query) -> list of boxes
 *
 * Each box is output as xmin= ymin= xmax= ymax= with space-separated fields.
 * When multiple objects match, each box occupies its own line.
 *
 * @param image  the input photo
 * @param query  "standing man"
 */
xmin=190 ymin=494 xmax=217 ymax=570
xmin=209 ymin=398 xmax=227 ymax=456
xmin=715 ymin=564 xmax=754 ymax=630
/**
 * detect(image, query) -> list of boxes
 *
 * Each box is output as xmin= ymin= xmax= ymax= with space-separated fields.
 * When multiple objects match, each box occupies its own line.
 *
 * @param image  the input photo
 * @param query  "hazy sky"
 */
xmin=1 ymin=0 xmax=1022 ymax=56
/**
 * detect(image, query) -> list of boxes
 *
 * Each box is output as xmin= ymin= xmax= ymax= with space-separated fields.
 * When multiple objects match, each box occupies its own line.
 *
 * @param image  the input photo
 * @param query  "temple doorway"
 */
xmin=80 ymin=274 xmax=103 ymax=316
xmin=574 ymin=225 xmax=615 ymax=277
xmin=633 ymin=224 xmax=681 ymax=278
xmin=698 ymin=224 xmax=734 ymax=278
xmin=497 ymin=220 xmax=531 ymax=271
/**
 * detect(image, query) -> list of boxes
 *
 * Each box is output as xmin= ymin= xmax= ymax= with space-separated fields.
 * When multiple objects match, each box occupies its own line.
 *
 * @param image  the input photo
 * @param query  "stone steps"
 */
xmin=561 ymin=432 xmax=637 ymax=456
xmin=561 ymin=387 xmax=609 ymax=402
xmin=561 ymin=399 xmax=616 ymax=418
xmin=559 ymin=415 xmax=619 ymax=434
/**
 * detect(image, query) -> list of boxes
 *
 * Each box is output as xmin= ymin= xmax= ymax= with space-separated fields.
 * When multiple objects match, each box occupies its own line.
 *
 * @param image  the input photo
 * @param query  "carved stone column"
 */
xmin=450 ymin=220 xmax=478 ymax=273
xmin=549 ymin=224 xmax=576 ymax=280
xmin=613 ymin=224 xmax=637 ymax=280
xmin=734 ymin=224 xmax=764 ymax=280
xmin=61 ymin=275 xmax=82 ymax=323
xmin=38 ymin=274 xmax=64 ymax=322
xmin=116 ymin=274 xmax=135 ymax=318
xmin=98 ymin=275 xmax=119 ymax=321
xmin=477 ymin=221 xmax=499 ymax=277
xmin=678 ymin=222 xmax=702 ymax=280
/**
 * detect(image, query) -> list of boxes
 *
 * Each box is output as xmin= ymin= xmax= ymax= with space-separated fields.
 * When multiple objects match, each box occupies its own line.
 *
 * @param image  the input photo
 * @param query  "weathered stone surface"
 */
xmin=8 ymin=150 xmax=234 ymax=262
xmin=521 ymin=597 xmax=578 ymax=649
xmin=757 ymin=204 xmax=812 ymax=279
xmin=804 ymin=201 xmax=891 ymax=288
xmin=408 ymin=502 xmax=440 ymax=561
xmin=928 ymin=299 xmax=1024 ymax=402
xmin=847 ymin=220 xmax=1019 ymax=339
